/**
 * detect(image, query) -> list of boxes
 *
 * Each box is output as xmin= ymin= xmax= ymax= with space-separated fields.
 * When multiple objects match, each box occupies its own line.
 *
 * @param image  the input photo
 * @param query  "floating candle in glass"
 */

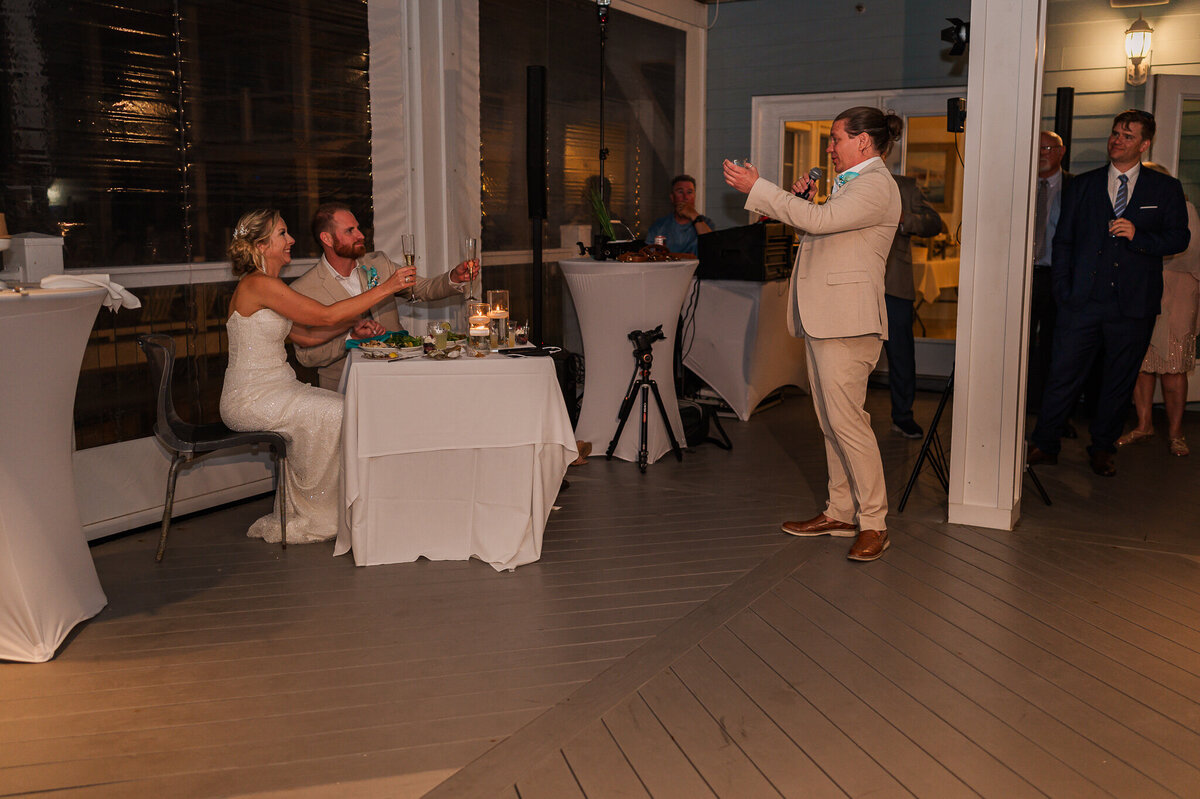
xmin=467 ymin=301 xmax=491 ymax=356
xmin=486 ymin=290 xmax=510 ymax=347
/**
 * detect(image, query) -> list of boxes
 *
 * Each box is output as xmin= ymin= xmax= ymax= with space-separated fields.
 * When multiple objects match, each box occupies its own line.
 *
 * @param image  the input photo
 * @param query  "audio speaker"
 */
xmin=946 ymin=97 xmax=966 ymax=133
xmin=1054 ymin=87 xmax=1074 ymax=171
xmin=526 ymin=66 xmax=547 ymax=221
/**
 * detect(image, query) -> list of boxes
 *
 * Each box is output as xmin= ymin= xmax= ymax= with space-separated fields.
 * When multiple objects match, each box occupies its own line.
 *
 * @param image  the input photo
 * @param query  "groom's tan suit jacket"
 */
xmin=291 ymin=251 xmax=459 ymax=390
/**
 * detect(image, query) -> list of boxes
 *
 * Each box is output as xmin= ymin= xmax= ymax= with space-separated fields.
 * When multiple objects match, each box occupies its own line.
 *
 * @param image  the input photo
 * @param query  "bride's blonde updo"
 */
xmin=229 ymin=209 xmax=282 ymax=276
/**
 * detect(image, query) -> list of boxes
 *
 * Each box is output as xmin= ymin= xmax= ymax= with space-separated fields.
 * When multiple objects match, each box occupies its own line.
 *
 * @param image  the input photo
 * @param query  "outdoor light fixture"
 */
xmin=941 ymin=17 xmax=969 ymax=56
xmin=1124 ymin=14 xmax=1153 ymax=86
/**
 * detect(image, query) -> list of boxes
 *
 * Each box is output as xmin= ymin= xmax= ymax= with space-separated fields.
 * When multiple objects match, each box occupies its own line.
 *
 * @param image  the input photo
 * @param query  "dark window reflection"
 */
xmin=479 ymin=1 xmax=685 ymax=251
xmin=0 ymin=0 xmax=371 ymax=268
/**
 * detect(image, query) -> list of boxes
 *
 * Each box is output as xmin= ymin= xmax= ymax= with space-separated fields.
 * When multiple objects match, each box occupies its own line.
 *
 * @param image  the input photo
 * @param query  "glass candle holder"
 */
xmin=486 ymin=290 xmax=510 ymax=348
xmin=467 ymin=301 xmax=491 ymax=356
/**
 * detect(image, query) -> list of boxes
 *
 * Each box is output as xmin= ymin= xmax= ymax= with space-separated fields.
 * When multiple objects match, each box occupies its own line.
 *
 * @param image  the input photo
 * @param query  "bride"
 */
xmin=221 ymin=209 xmax=414 ymax=544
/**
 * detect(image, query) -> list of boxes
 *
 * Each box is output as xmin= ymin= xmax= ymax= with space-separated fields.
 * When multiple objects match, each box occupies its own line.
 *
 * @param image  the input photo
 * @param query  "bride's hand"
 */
xmin=381 ymin=267 xmax=417 ymax=294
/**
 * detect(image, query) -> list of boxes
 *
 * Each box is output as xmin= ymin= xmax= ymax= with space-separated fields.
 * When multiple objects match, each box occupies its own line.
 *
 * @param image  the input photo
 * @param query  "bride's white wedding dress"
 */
xmin=220 ymin=309 xmax=343 ymax=543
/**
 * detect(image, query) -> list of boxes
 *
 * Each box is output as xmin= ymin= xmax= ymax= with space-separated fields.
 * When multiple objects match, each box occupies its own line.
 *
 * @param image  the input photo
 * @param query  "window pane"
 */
xmin=181 ymin=0 xmax=372 ymax=261
xmin=0 ymin=0 xmax=185 ymax=267
xmin=480 ymin=1 xmax=685 ymax=251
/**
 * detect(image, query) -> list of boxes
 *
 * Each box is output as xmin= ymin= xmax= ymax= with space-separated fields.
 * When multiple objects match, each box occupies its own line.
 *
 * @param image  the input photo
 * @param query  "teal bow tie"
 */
xmin=835 ymin=171 xmax=859 ymax=189
xmin=359 ymin=264 xmax=379 ymax=289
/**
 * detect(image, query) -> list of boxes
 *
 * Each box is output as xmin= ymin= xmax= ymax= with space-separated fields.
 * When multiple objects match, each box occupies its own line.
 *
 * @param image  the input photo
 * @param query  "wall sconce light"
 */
xmin=1124 ymin=14 xmax=1153 ymax=86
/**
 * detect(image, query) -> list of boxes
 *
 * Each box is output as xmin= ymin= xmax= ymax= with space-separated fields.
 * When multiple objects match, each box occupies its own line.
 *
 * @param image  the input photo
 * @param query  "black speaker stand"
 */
xmin=606 ymin=349 xmax=684 ymax=473
xmin=897 ymin=369 xmax=953 ymax=512
xmin=897 ymin=367 xmax=1051 ymax=512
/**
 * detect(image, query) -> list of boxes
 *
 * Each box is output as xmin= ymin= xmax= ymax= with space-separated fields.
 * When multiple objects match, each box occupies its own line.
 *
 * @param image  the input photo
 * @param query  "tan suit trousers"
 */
xmin=804 ymin=334 xmax=888 ymax=531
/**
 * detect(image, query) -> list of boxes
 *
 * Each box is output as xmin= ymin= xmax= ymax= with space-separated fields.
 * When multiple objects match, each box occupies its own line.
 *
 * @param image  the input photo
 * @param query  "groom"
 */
xmin=291 ymin=202 xmax=478 ymax=389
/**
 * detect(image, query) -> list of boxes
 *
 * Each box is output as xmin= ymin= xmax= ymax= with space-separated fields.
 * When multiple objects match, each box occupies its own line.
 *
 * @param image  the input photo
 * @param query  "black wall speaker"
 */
xmin=1054 ymin=87 xmax=1075 ymax=172
xmin=526 ymin=66 xmax=547 ymax=221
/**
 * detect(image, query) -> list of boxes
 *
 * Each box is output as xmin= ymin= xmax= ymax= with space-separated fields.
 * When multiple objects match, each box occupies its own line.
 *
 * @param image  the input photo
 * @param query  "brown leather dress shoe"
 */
xmin=1026 ymin=444 xmax=1058 ymax=466
xmin=1089 ymin=449 xmax=1116 ymax=477
xmin=847 ymin=529 xmax=889 ymax=561
xmin=781 ymin=513 xmax=857 ymax=538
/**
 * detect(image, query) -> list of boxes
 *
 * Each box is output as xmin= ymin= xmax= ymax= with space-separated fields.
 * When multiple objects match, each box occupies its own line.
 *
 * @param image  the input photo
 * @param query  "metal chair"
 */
xmin=137 ymin=334 xmax=288 ymax=561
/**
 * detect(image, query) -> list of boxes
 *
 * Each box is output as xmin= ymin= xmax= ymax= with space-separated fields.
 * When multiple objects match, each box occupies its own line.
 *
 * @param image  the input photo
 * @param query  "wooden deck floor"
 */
xmin=2 ymin=388 xmax=1198 ymax=798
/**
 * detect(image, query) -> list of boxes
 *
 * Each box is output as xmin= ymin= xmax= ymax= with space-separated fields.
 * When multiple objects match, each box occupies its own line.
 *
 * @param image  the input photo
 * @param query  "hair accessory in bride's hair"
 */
xmin=234 ymin=223 xmax=250 ymax=239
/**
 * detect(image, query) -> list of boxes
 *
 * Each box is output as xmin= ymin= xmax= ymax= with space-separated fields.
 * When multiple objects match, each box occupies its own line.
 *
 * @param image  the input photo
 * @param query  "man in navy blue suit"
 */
xmin=1028 ymin=109 xmax=1190 ymax=477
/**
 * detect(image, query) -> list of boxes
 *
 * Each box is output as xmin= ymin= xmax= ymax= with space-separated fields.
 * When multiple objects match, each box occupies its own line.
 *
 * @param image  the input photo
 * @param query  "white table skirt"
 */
xmin=683 ymin=279 xmax=808 ymax=421
xmin=0 ymin=287 xmax=108 ymax=662
xmin=337 ymin=351 xmax=576 ymax=571
xmin=913 ymin=256 xmax=960 ymax=305
xmin=560 ymin=258 xmax=697 ymax=464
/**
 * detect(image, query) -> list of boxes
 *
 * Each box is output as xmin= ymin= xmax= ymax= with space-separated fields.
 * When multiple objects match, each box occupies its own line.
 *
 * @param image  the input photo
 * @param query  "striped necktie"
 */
xmin=1113 ymin=174 xmax=1128 ymax=218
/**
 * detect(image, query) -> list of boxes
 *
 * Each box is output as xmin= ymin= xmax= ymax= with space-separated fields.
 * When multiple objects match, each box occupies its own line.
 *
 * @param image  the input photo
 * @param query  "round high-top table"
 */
xmin=560 ymin=258 xmax=698 ymax=465
xmin=0 ymin=287 xmax=108 ymax=662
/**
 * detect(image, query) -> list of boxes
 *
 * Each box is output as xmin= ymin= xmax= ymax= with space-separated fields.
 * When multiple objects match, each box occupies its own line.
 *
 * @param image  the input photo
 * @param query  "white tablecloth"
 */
xmin=560 ymin=258 xmax=697 ymax=464
xmin=337 ymin=351 xmax=576 ymax=571
xmin=913 ymin=255 xmax=960 ymax=305
xmin=0 ymin=287 xmax=108 ymax=662
xmin=683 ymin=279 xmax=808 ymax=421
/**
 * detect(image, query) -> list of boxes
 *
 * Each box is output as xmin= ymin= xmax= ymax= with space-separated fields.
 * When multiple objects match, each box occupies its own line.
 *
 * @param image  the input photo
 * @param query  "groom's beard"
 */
xmin=333 ymin=239 xmax=367 ymax=259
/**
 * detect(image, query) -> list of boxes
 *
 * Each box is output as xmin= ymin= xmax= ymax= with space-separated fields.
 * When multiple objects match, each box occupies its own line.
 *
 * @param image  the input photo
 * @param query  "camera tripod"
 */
xmin=606 ymin=326 xmax=684 ymax=473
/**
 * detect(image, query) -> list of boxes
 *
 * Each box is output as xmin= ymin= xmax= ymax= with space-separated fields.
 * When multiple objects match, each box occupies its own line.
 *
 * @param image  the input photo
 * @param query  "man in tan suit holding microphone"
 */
xmin=724 ymin=106 xmax=902 ymax=561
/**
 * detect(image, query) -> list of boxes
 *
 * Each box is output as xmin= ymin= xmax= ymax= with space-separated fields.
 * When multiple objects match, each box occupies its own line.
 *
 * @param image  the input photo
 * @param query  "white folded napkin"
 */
xmin=40 ymin=273 xmax=142 ymax=312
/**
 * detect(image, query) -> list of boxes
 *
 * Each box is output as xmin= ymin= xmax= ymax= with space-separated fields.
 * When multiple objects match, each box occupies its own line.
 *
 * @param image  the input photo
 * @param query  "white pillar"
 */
xmin=947 ymin=0 xmax=1046 ymax=529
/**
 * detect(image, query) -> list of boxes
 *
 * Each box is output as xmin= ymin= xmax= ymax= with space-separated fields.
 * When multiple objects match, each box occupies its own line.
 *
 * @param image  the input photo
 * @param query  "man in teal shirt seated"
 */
xmin=644 ymin=174 xmax=714 ymax=255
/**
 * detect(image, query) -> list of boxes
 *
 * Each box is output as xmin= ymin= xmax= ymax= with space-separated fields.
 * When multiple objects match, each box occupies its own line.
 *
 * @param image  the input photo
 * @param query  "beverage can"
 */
xmin=654 ymin=235 xmax=666 ymax=247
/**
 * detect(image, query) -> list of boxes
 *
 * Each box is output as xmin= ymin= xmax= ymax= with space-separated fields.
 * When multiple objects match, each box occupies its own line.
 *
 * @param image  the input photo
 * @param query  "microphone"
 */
xmin=798 ymin=167 xmax=824 ymax=200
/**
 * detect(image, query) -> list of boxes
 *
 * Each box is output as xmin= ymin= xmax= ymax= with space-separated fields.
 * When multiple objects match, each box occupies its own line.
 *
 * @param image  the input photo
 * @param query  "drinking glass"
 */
xmin=486 ymin=289 xmax=510 ymax=348
xmin=730 ymin=158 xmax=753 ymax=168
xmin=463 ymin=237 xmax=480 ymax=302
xmin=400 ymin=234 xmax=419 ymax=303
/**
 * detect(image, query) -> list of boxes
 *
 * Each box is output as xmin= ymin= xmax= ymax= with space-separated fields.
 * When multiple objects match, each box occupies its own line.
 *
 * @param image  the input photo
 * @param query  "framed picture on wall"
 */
xmin=906 ymin=143 xmax=957 ymax=212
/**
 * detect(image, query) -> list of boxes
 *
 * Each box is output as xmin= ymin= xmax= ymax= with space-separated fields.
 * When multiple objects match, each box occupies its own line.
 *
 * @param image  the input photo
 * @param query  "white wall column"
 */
xmin=948 ymin=0 xmax=1046 ymax=529
xmin=369 ymin=0 xmax=480 ymax=327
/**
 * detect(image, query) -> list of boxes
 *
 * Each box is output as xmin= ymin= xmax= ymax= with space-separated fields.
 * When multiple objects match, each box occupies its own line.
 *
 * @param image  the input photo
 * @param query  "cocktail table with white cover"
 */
xmin=0 ymin=287 xmax=108 ymax=662
xmin=337 ymin=351 xmax=576 ymax=571
xmin=560 ymin=257 xmax=698 ymax=464
xmin=683 ymin=278 xmax=807 ymax=421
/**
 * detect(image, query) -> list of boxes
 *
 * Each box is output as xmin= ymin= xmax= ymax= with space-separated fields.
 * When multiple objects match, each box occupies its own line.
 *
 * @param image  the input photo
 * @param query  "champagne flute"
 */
xmin=401 ymin=233 xmax=419 ymax=304
xmin=463 ymin=236 xmax=480 ymax=302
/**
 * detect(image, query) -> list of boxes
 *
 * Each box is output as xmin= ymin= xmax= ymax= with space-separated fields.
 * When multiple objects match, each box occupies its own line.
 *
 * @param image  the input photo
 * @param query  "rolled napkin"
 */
xmin=39 ymin=273 xmax=142 ymax=312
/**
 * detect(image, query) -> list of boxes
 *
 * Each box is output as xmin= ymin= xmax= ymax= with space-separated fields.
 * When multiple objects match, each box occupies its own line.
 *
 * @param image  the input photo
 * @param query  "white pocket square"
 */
xmin=1139 ymin=205 xmax=1157 ymax=209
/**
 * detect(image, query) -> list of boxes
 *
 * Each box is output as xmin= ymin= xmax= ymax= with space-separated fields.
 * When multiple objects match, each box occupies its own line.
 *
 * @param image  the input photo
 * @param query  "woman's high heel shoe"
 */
xmin=1116 ymin=428 xmax=1154 ymax=447
xmin=1169 ymin=437 xmax=1189 ymax=457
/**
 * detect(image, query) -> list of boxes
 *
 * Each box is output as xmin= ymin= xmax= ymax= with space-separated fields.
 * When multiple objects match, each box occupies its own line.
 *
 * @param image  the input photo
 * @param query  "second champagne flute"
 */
xmin=463 ymin=236 xmax=479 ymax=302
xmin=401 ymin=233 xmax=419 ymax=303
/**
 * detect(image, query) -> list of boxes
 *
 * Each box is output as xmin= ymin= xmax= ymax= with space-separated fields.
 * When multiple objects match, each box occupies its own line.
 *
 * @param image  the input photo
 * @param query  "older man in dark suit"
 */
xmin=883 ymin=173 xmax=943 ymax=438
xmin=1027 ymin=130 xmax=1072 ymax=414
xmin=1028 ymin=110 xmax=1190 ymax=476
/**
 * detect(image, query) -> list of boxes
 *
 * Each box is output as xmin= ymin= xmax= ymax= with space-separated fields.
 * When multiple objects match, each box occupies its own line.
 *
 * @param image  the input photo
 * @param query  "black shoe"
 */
xmin=891 ymin=419 xmax=924 ymax=439
xmin=1088 ymin=448 xmax=1116 ymax=477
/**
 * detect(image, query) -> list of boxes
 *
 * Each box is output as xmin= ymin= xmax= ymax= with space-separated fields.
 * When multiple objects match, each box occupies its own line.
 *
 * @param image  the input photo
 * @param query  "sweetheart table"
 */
xmin=337 ymin=350 xmax=576 ymax=571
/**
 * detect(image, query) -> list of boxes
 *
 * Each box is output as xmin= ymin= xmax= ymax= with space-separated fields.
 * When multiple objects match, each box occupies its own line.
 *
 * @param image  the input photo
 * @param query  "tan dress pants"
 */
xmin=804 ymin=334 xmax=888 ymax=531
